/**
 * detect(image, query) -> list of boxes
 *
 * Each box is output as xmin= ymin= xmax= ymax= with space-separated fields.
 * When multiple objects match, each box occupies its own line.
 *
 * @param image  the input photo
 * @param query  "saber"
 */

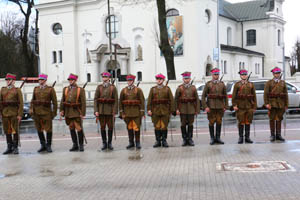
xmin=195 ymin=114 xmax=198 ymax=138
xmin=113 ymin=115 xmax=116 ymax=140
xmin=16 ymin=77 xmax=27 ymax=147
xmin=170 ymin=116 xmax=174 ymax=142
xmin=284 ymin=110 xmax=287 ymax=136
xmin=222 ymin=111 xmax=226 ymax=136
xmin=253 ymin=113 xmax=256 ymax=137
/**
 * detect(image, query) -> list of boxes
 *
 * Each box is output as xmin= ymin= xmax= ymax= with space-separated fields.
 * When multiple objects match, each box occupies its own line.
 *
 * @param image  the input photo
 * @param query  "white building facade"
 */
xmin=36 ymin=0 xmax=289 ymax=84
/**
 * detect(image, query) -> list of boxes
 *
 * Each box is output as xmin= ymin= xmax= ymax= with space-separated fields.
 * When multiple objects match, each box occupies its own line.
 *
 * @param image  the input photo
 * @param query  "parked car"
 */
xmin=226 ymin=80 xmax=300 ymax=110
xmin=22 ymin=102 xmax=31 ymax=120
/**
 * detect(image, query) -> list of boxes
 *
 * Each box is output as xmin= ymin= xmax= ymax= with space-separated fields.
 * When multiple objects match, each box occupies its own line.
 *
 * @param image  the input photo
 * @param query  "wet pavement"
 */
xmin=0 ymin=112 xmax=300 ymax=199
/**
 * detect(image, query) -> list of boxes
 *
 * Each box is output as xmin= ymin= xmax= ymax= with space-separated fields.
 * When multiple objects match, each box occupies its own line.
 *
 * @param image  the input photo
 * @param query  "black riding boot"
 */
xmin=126 ymin=130 xmax=135 ymax=149
xmin=161 ymin=130 xmax=169 ymax=148
xmin=209 ymin=125 xmax=215 ymax=145
xmin=238 ymin=125 xmax=244 ymax=144
xmin=270 ymin=120 xmax=276 ymax=142
xmin=245 ymin=125 xmax=253 ymax=143
xmin=153 ymin=130 xmax=162 ymax=148
xmin=181 ymin=126 xmax=188 ymax=146
xmin=275 ymin=121 xmax=285 ymax=142
xmin=37 ymin=131 xmax=47 ymax=153
xmin=78 ymin=130 xmax=84 ymax=152
xmin=46 ymin=132 xmax=53 ymax=152
xmin=12 ymin=133 xmax=19 ymax=154
xmin=187 ymin=125 xmax=195 ymax=146
xmin=135 ymin=131 xmax=141 ymax=150
xmin=107 ymin=129 xmax=114 ymax=150
xmin=101 ymin=130 xmax=108 ymax=150
xmin=69 ymin=129 xmax=79 ymax=151
xmin=215 ymin=124 xmax=224 ymax=144
xmin=3 ymin=134 xmax=13 ymax=155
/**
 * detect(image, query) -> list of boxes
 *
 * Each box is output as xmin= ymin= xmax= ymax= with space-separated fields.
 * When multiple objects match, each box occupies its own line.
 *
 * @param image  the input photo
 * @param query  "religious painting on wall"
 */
xmin=166 ymin=16 xmax=183 ymax=56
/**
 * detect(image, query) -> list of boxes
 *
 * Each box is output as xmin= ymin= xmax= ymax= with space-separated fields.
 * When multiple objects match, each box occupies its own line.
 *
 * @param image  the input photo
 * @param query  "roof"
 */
xmin=221 ymin=44 xmax=265 ymax=56
xmin=219 ymin=0 xmax=274 ymax=21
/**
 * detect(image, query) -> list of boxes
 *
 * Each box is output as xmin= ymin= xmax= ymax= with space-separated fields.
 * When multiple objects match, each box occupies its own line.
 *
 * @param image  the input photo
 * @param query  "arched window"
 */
xmin=278 ymin=30 xmax=281 ymax=46
xmin=246 ymin=29 xmax=256 ymax=46
xmin=227 ymin=27 xmax=232 ymax=45
xmin=106 ymin=15 xmax=119 ymax=39
xmin=166 ymin=9 xmax=179 ymax=17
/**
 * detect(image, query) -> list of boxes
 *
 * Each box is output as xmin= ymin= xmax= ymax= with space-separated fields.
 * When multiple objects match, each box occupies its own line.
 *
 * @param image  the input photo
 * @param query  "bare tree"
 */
xmin=291 ymin=39 xmax=300 ymax=72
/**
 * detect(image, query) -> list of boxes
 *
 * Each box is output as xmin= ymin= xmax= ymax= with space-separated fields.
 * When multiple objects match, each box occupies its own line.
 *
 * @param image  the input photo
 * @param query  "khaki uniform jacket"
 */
xmin=175 ymin=84 xmax=200 ymax=114
xmin=147 ymin=85 xmax=175 ymax=115
xmin=201 ymin=80 xmax=228 ymax=110
xmin=232 ymin=81 xmax=257 ymax=110
xmin=264 ymin=79 xmax=288 ymax=109
xmin=60 ymin=84 xmax=86 ymax=118
xmin=94 ymin=83 xmax=118 ymax=115
xmin=119 ymin=86 xmax=145 ymax=118
xmin=30 ymin=85 xmax=58 ymax=118
xmin=0 ymin=86 xmax=23 ymax=117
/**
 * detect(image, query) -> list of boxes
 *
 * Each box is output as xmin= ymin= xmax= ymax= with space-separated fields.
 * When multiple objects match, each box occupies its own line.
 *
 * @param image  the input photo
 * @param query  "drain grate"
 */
xmin=216 ymin=161 xmax=296 ymax=172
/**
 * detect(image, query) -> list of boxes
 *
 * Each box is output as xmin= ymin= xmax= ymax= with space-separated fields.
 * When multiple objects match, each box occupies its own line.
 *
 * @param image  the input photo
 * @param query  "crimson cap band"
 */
xmin=271 ymin=67 xmax=281 ymax=73
xmin=101 ymin=72 xmax=111 ymax=77
xmin=38 ymin=74 xmax=48 ymax=80
xmin=181 ymin=71 xmax=191 ymax=78
xmin=238 ymin=69 xmax=248 ymax=75
xmin=5 ymin=73 xmax=16 ymax=80
xmin=126 ymin=74 xmax=136 ymax=81
xmin=211 ymin=68 xmax=220 ymax=75
xmin=155 ymin=73 xmax=166 ymax=79
xmin=67 ymin=73 xmax=78 ymax=81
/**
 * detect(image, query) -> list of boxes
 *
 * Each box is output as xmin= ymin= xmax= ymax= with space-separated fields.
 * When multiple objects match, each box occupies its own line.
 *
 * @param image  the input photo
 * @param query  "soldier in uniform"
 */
xmin=147 ymin=73 xmax=175 ymax=148
xmin=232 ymin=69 xmax=257 ymax=144
xmin=0 ymin=73 xmax=23 ymax=154
xmin=202 ymin=68 xmax=228 ymax=145
xmin=94 ymin=72 xmax=118 ymax=151
xmin=119 ymin=74 xmax=145 ymax=149
xmin=60 ymin=73 xmax=86 ymax=151
xmin=175 ymin=71 xmax=200 ymax=146
xmin=30 ymin=74 xmax=58 ymax=153
xmin=264 ymin=67 xmax=288 ymax=142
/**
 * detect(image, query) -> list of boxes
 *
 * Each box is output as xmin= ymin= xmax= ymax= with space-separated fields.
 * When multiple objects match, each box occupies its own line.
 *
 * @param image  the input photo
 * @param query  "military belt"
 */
xmin=32 ymin=100 xmax=51 ymax=107
xmin=63 ymin=102 xmax=81 ymax=107
xmin=268 ymin=93 xmax=286 ymax=98
xmin=0 ymin=101 xmax=19 ymax=106
xmin=179 ymin=98 xmax=196 ymax=103
xmin=122 ymin=100 xmax=141 ymax=105
xmin=207 ymin=94 xmax=226 ymax=99
xmin=152 ymin=99 xmax=170 ymax=104
xmin=97 ymin=98 xmax=115 ymax=104
xmin=237 ymin=95 xmax=254 ymax=99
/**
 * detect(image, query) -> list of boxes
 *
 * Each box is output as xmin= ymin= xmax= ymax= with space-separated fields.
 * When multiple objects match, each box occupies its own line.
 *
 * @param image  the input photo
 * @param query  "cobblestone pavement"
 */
xmin=1 ymin=121 xmax=300 ymax=199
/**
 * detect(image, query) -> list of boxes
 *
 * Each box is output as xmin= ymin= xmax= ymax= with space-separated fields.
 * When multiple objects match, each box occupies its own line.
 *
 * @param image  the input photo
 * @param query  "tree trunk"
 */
xmin=156 ymin=0 xmax=176 ymax=80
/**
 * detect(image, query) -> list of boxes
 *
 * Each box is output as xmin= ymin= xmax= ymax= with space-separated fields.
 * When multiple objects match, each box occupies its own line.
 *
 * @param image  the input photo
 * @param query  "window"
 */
xmin=227 ymin=27 xmax=232 ymax=45
xmin=52 ymin=51 xmax=57 ymax=63
xmin=242 ymin=62 xmax=245 ymax=69
xmin=255 ymin=63 xmax=260 ymax=74
xmin=239 ymin=62 xmax=242 ymax=71
xmin=246 ymin=30 xmax=256 ymax=46
xmin=278 ymin=30 xmax=281 ymax=46
xmin=198 ymin=85 xmax=205 ymax=91
xmin=87 ymin=73 xmax=91 ymax=82
xmin=253 ymin=82 xmax=265 ymax=91
xmin=58 ymin=50 xmax=63 ymax=63
xmin=224 ymin=61 xmax=227 ymax=74
xmin=204 ymin=9 xmax=211 ymax=24
xmin=52 ymin=23 xmax=62 ymax=35
xmin=106 ymin=15 xmax=119 ymax=39
xmin=137 ymin=71 xmax=142 ymax=81
xmin=166 ymin=9 xmax=179 ymax=17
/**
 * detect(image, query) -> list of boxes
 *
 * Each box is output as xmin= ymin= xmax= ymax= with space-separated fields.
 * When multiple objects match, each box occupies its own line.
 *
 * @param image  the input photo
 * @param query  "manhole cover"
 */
xmin=216 ymin=161 xmax=295 ymax=172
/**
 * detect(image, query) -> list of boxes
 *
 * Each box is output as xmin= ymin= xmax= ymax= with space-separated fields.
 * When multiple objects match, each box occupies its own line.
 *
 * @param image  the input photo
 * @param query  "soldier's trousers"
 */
xmin=180 ymin=114 xmax=195 ymax=126
xmin=236 ymin=109 xmax=254 ymax=125
xmin=207 ymin=109 xmax=224 ymax=126
xmin=268 ymin=108 xmax=285 ymax=121
xmin=151 ymin=115 xmax=170 ymax=130
xmin=65 ymin=117 xmax=83 ymax=131
xmin=33 ymin=114 xmax=53 ymax=132
xmin=124 ymin=117 xmax=141 ymax=131
xmin=2 ymin=116 xmax=18 ymax=134
xmin=99 ymin=115 xmax=114 ymax=130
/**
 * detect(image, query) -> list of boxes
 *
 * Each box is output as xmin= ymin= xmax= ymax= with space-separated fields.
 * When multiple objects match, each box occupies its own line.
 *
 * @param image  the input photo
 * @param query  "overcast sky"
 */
xmin=227 ymin=0 xmax=300 ymax=56
xmin=1 ymin=0 xmax=299 ymax=55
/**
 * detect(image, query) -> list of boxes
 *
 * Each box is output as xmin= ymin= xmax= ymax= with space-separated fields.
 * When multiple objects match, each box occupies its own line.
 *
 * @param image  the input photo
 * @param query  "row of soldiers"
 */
xmin=0 ymin=66 xmax=288 ymax=154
